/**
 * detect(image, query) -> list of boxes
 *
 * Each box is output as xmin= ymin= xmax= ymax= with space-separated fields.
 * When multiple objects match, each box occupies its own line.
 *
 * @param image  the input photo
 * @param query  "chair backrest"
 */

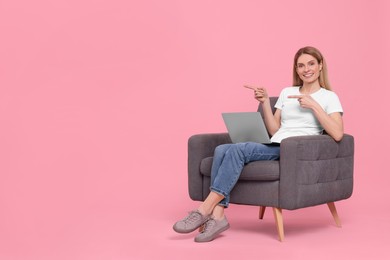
xmin=257 ymin=96 xmax=278 ymax=118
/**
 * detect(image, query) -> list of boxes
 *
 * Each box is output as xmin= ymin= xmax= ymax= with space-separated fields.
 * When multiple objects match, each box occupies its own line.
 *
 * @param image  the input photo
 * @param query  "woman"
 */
xmin=173 ymin=46 xmax=344 ymax=242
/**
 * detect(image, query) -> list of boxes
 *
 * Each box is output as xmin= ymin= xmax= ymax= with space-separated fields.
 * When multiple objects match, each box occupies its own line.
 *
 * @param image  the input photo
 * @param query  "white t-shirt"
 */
xmin=270 ymin=86 xmax=343 ymax=143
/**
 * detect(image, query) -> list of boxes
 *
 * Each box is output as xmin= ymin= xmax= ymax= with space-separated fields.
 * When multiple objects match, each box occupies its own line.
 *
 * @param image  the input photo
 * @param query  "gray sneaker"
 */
xmin=194 ymin=216 xmax=230 ymax=242
xmin=173 ymin=210 xmax=210 ymax=234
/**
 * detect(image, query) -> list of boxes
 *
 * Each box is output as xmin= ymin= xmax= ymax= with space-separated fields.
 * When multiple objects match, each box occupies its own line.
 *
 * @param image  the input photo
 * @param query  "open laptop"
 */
xmin=222 ymin=112 xmax=272 ymax=144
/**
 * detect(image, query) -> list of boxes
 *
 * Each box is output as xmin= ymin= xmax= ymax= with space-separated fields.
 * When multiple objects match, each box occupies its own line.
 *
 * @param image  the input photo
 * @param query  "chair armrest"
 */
xmin=188 ymin=133 xmax=232 ymax=201
xmin=279 ymin=134 xmax=354 ymax=209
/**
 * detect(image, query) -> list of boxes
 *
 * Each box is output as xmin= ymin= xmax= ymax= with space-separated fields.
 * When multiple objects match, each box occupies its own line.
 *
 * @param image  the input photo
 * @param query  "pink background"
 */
xmin=1 ymin=0 xmax=389 ymax=259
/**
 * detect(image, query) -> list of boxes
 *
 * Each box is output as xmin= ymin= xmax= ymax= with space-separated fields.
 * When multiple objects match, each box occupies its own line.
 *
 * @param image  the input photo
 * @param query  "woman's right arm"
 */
xmin=245 ymin=86 xmax=281 ymax=135
xmin=261 ymin=98 xmax=281 ymax=136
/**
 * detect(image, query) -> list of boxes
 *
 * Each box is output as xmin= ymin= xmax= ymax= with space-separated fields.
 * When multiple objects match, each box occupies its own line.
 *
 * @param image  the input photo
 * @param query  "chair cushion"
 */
xmin=200 ymin=157 xmax=280 ymax=181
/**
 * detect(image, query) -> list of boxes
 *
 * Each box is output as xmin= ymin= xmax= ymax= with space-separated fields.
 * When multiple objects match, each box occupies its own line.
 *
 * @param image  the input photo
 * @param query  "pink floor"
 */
xmin=1 ymin=180 xmax=389 ymax=260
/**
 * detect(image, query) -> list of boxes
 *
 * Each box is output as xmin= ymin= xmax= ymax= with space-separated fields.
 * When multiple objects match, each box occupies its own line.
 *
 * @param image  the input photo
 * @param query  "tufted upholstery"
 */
xmin=187 ymin=97 xmax=354 ymax=241
xmin=200 ymin=157 xmax=280 ymax=181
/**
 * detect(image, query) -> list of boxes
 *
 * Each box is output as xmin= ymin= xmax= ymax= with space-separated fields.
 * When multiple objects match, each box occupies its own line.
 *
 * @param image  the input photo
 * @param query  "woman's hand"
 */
xmin=244 ymin=85 xmax=269 ymax=104
xmin=288 ymin=94 xmax=344 ymax=141
xmin=244 ymin=85 xmax=280 ymax=135
xmin=288 ymin=94 xmax=320 ymax=110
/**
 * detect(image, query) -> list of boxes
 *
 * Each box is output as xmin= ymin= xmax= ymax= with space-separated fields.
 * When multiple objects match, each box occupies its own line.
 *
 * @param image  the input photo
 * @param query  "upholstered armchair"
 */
xmin=187 ymin=97 xmax=354 ymax=241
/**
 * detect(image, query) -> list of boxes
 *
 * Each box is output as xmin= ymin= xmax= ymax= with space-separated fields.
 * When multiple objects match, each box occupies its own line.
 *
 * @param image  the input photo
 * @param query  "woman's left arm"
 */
xmin=312 ymin=109 xmax=344 ymax=141
xmin=289 ymin=95 xmax=344 ymax=141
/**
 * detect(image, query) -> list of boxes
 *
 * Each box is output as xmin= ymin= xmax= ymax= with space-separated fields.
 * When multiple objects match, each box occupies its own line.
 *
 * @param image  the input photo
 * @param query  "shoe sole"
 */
xmin=194 ymin=223 xmax=230 ymax=242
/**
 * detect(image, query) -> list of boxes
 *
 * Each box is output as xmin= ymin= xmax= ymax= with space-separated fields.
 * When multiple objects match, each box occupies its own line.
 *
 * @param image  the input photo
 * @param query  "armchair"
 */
xmin=187 ymin=97 xmax=354 ymax=241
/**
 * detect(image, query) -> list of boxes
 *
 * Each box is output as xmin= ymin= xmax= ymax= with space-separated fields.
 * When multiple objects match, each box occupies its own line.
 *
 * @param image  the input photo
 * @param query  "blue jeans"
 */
xmin=210 ymin=142 xmax=280 ymax=207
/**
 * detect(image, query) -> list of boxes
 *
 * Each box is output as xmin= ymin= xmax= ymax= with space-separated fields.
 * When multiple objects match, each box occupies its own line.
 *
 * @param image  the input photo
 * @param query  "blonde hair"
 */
xmin=293 ymin=46 xmax=331 ymax=90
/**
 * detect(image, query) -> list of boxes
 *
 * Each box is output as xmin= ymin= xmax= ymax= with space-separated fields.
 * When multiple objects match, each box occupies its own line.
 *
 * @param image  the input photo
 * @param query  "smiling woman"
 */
xmin=173 ymin=46 xmax=345 ymax=242
xmin=289 ymin=46 xmax=344 ymax=142
xmin=293 ymin=46 xmax=331 ymax=91
xmin=296 ymin=55 xmax=323 ymax=87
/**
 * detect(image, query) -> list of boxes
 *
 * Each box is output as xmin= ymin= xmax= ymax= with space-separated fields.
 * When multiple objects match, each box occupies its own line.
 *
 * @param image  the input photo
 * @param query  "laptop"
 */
xmin=222 ymin=112 xmax=272 ymax=144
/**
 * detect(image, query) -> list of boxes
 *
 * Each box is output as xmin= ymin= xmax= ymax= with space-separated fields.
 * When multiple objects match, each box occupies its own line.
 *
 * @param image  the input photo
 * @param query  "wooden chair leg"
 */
xmin=259 ymin=206 xmax=266 ymax=219
xmin=272 ymin=207 xmax=284 ymax=242
xmin=327 ymin=202 xmax=342 ymax=227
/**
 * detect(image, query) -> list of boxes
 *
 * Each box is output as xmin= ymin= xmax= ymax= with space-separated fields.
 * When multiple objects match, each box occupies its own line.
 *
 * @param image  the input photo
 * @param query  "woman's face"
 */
xmin=296 ymin=54 xmax=322 ymax=85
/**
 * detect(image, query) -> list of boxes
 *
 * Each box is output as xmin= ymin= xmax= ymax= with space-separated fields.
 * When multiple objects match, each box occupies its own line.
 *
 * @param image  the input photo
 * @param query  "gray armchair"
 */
xmin=188 ymin=97 xmax=354 ymax=241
